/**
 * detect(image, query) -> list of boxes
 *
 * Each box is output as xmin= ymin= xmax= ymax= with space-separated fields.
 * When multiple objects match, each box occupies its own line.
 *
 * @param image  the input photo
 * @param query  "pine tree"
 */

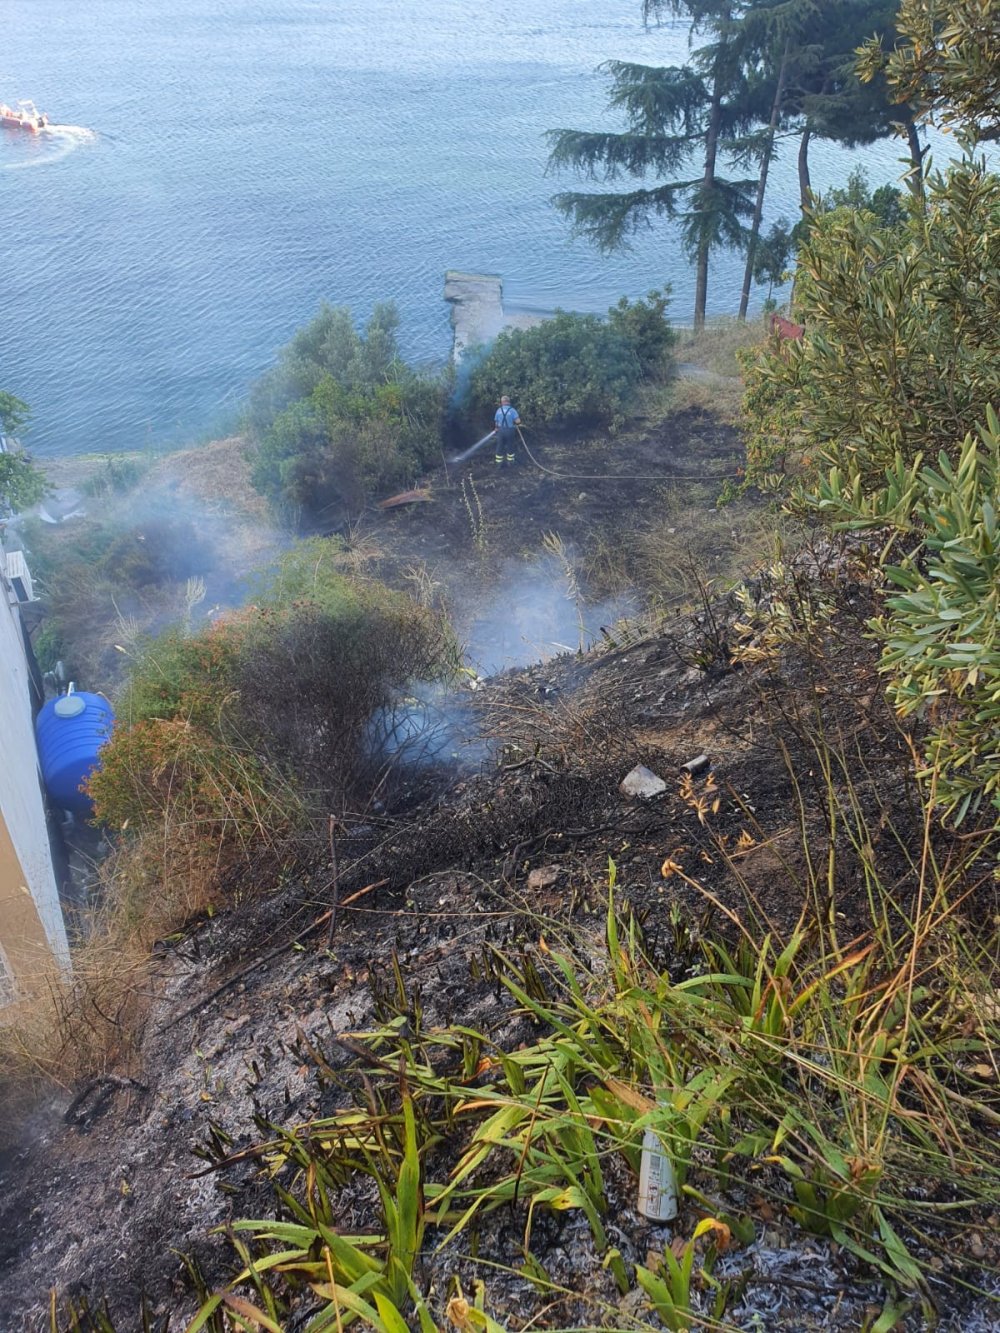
xmin=738 ymin=1 xmax=927 ymax=315
xmin=548 ymin=2 xmax=765 ymax=328
xmin=791 ymin=2 xmax=924 ymax=209
xmin=734 ymin=0 xmax=809 ymax=319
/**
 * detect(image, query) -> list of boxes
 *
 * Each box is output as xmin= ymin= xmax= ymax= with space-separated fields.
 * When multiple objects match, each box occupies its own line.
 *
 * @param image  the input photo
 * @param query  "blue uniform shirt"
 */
xmin=495 ymin=404 xmax=520 ymax=429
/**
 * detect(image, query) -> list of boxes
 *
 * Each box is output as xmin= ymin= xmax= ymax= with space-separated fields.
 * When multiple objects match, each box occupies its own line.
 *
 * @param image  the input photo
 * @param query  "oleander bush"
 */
xmin=814 ymin=411 xmax=1000 ymax=824
xmin=740 ymin=162 xmax=1000 ymax=494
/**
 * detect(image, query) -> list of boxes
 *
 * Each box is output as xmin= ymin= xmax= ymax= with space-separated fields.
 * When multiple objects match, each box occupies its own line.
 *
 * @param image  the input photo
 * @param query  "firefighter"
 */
xmin=494 ymin=395 xmax=522 ymax=467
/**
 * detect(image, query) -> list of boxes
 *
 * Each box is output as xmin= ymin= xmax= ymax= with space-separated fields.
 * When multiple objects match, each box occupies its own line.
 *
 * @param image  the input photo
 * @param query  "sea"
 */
xmin=2 ymin=0 xmax=941 ymax=458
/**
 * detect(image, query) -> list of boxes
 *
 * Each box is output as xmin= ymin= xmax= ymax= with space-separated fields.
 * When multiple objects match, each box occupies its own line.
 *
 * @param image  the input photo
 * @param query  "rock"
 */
xmin=527 ymin=865 xmax=561 ymax=892
xmin=620 ymin=765 xmax=667 ymax=799
xmin=681 ymin=754 xmax=710 ymax=776
xmin=444 ymin=271 xmax=543 ymax=360
xmin=444 ymin=271 xmax=505 ymax=358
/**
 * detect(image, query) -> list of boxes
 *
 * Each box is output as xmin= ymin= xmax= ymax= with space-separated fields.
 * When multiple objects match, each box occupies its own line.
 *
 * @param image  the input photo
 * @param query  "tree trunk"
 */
xmin=694 ymin=71 xmax=724 ymax=330
xmin=904 ymin=113 xmax=926 ymax=203
xmin=739 ymin=41 xmax=790 ymax=321
xmin=798 ymin=124 xmax=812 ymax=213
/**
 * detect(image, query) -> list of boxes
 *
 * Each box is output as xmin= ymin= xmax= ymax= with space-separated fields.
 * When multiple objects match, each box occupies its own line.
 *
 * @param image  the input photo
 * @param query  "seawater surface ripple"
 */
xmin=3 ymin=0 xmax=938 ymax=456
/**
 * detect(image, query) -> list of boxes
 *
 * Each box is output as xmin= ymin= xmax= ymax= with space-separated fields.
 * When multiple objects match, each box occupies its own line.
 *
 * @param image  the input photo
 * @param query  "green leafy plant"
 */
xmin=248 ymin=303 xmax=444 ymax=522
xmin=740 ymin=162 xmax=1000 ymax=494
xmin=634 ymin=1218 xmax=731 ymax=1332
xmin=191 ymin=1091 xmax=433 ymax=1333
xmin=813 ymin=409 xmax=1000 ymax=822
xmin=464 ymin=292 xmax=674 ymax=429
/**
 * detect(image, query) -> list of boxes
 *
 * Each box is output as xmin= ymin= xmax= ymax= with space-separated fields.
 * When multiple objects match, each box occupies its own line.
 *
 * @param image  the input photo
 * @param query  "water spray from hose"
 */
xmin=449 ymin=429 xmax=496 ymax=464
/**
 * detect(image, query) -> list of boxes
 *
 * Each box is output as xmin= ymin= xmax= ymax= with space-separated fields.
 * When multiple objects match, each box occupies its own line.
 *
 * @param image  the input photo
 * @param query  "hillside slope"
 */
xmin=2 ymin=543 xmax=997 ymax=1330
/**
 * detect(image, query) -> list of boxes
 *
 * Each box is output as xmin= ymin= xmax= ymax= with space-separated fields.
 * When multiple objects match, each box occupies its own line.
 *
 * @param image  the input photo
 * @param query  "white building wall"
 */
xmin=0 ymin=549 xmax=69 ymax=967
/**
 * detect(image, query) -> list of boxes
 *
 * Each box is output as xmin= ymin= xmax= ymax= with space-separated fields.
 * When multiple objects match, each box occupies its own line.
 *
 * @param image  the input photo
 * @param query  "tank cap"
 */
xmin=54 ymin=694 xmax=86 ymax=719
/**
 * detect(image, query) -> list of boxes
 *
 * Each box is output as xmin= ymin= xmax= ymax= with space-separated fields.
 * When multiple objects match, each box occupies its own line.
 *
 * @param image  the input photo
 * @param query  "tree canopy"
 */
xmin=0 ymin=391 xmax=30 ymax=436
xmin=548 ymin=0 xmax=912 ymax=324
xmin=547 ymin=2 xmax=765 ymax=328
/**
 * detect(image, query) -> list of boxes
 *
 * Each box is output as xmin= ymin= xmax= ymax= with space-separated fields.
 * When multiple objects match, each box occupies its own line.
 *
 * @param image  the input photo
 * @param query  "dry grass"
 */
xmin=46 ymin=566 xmax=194 ymax=689
xmin=583 ymin=496 xmax=785 ymax=607
xmin=0 ymin=798 xmax=293 ymax=1142
xmin=635 ymin=498 xmax=785 ymax=601
xmin=144 ymin=436 xmax=270 ymax=527
xmin=0 ymin=932 xmax=150 ymax=1135
xmin=671 ymin=375 xmax=741 ymax=419
xmin=634 ymin=317 xmax=771 ymax=424
xmin=675 ymin=315 xmax=768 ymax=378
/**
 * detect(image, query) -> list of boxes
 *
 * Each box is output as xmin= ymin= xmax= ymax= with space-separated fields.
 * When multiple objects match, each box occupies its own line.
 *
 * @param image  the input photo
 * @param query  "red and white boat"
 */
xmin=0 ymin=100 xmax=50 ymax=132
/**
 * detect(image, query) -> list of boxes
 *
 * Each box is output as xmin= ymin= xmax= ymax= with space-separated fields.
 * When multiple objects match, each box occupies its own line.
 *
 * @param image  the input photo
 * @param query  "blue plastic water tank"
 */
xmin=36 ymin=690 xmax=115 ymax=815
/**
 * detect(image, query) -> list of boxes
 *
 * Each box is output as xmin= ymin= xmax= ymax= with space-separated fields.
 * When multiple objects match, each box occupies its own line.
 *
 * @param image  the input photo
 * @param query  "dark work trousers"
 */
xmin=497 ymin=426 xmax=517 ymax=463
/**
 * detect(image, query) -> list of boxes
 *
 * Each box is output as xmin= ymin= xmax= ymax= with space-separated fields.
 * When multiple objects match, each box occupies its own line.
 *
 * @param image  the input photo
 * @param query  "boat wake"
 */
xmin=3 ymin=123 xmax=96 ymax=169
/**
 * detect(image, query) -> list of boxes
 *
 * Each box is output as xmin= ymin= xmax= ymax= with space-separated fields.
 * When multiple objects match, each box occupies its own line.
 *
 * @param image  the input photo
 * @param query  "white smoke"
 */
xmin=463 ymin=549 xmax=635 ymax=676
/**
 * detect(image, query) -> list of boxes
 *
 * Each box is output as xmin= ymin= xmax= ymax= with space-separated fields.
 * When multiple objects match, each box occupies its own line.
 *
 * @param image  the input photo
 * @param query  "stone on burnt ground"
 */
xmin=620 ymin=765 xmax=668 ymax=799
xmin=527 ymin=865 xmax=561 ymax=892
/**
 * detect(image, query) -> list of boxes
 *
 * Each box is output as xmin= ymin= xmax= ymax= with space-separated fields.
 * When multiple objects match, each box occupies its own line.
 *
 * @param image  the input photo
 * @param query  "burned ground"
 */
xmin=24 ymin=404 xmax=751 ymax=698
xmin=6 ymin=394 xmax=999 ymax=1331
xmin=351 ymin=407 xmax=752 ymax=662
xmin=1 ymin=549 xmax=998 ymax=1330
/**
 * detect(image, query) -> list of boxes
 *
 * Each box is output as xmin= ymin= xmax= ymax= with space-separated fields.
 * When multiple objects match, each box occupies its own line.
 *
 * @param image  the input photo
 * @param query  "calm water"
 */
xmin=3 ymin=0 xmax=935 ymax=457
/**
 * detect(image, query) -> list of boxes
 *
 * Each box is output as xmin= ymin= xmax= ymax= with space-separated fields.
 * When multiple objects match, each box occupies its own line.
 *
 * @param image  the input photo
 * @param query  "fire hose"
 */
xmin=452 ymin=425 xmax=741 ymax=482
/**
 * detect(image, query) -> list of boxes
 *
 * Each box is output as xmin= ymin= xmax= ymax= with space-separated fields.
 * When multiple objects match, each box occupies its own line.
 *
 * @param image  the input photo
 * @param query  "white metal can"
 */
xmin=637 ymin=1127 xmax=678 ymax=1221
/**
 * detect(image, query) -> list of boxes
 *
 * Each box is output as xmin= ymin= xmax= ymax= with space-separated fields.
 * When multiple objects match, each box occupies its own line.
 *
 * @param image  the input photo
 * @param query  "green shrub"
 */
xmin=117 ymin=617 xmax=248 ymax=731
xmin=248 ymin=304 xmax=445 ymax=521
xmin=465 ymin=290 xmax=674 ymax=429
xmin=813 ymin=409 xmax=1000 ymax=824
xmin=740 ymin=162 xmax=1000 ymax=493
xmin=97 ymin=539 xmax=457 ymax=830
xmin=88 ymin=714 xmax=278 ymax=837
xmin=33 ymin=624 xmax=67 ymax=674
xmin=739 ymin=148 xmax=1000 ymax=820
xmin=606 ymin=289 xmax=676 ymax=374
xmin=99 ymin=517 xmax=213 ymax=588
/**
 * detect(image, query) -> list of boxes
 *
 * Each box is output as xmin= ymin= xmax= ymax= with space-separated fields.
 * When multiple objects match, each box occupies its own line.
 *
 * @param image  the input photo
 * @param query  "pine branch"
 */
xmin=551 ymin=180 xmax=699 ymax=253
xmin=679 ymin=175 xmax=758 ymax=263
xmin=546 ymin=128 xmax=699 ymax=181
xmin=600 ymin=61 xmax=707 ymax=135
xmin=724 ymin=126 xmax=780 ymax=169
